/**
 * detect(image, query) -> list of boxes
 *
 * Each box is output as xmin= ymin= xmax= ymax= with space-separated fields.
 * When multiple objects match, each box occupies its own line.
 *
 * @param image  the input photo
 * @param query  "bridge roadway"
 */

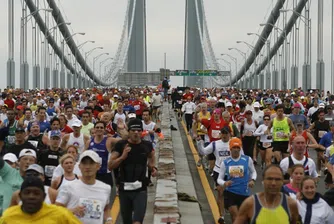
xmin=111 ymin=102 xmax=328 ymax=224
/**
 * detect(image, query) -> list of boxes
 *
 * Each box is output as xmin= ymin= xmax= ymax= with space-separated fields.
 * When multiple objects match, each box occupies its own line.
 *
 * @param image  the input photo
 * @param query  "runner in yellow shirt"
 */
xmin=0 ymin=177 xmax=81 ymax=224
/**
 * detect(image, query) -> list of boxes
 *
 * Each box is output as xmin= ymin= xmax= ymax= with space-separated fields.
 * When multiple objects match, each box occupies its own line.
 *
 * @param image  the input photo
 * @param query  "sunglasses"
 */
xmin=264 ymin=119 xmax=270 ymax=121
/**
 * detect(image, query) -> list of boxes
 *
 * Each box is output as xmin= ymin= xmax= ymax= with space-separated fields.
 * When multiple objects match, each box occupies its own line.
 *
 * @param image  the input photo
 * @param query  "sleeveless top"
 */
xmin=7 ymin=120 xmax=18 ymax=145
xmin=251 ymin=193 xmax=290 ymax=224
xmin=273 ymin=117 xmax=290 ymax=141
xmin=56 ymin=174 xmax=79 ymax=190
xmin=67 ymin=133 xmax=85 ymax=154
xmin=142 ymin=121 xmax=156 ymax=142
xmin=46 ymin=106 xmax=56 ymax=117
xmin=197 ymin=112 xmax=211 ymax=135
xmin=243 ymin=119 xmax=257 ymax=136
xmin=88 ymin=137 xmax=108 ymax=174
xmin=223 ymin=155 xmax=250 ymax=196
xmin=113 ymin=111 xmax=126 ymax=124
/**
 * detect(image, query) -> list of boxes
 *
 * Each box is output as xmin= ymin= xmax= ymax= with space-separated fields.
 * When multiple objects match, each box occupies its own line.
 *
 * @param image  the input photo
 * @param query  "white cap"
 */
xmin=128 ymin=113 xmax=136 ymax=119
xmin=26 ymin=164 xmax=44 ymax=175
xmin=226 ymin=102 xmax=233 ymax=107
xmin=37 ymin=93 xmax=41 ymax=96
xmin=310 ymin=90 xmax=313 ymax=93
xmin=72 ymin=120 xmax=82 ymax=127
xmin=253 ymin=102 xmax=260 ymax=108
xmin=19 ymin=149 xmax=37 ymax=159
xmin=113 ymin=94 xmax=119 ymax=98
xmin=319 ymin=103 xmax=325 ymax=108
xmin=218 ymin=99 xmax=224 ymax=103
xmin=79 ymin=150 xmax=101 ymax=164
xmin=300 ymin=96 xmax=305 ymax=99
xmin=178 ymin=90 xmax=182 ymax=93
xmin=3 ymin=153 xmax=18 ymax=163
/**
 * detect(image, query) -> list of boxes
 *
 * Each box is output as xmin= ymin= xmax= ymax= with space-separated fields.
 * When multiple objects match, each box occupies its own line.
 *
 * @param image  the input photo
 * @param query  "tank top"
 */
xmin=314 ymin=120 xmax=329 ymax=142
xmin=88 ymin=137 xmax=108 ymax=174
xmin=46 ymin=106 xmax=56 ymax=117
xmin=251 ymin=193 xmax=290 ymax=224
xmin=273 ymin=117 xmax=290 ymax=141
xmin=56 ymin=174 xmax=79 ymax=190
xmin=243 ymin=119 xmax=257 ymax=136
xmin=223 ymin=155 xmax=250 ymax=196
xmin=197 ymin=112 xmax=211 ymax=135
xmin=142 ymin=121 xmax=156 ymax=142
xmin=6 ymin=120 xmax=18 ymax=145
xmin=67 ymin=133 xmax=85 ymax=154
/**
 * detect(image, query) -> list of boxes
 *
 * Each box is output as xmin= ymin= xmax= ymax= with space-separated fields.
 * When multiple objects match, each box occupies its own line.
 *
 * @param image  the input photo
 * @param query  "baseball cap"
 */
xmin=319 ymin=103 xmax=325 ymax=108
xmin=128 ymin=113 xmax=136 ymax=119
xmin=3 ymin=153 xmax=18 ymax=163
xmin=79 ymin=150 xmax=101 ymax=164
xmin=213 ymin=109 xmax=221 ymax=114
xmin=113 ymin=94 xmax=119 ymax=98
xmin=128 ymin=118 xmax=143 ymax=131
xmin=226 ymin=102 xmax=233 ymax=107
xmin=16 ymin=105 xmax=24 ymax=110
xmin=15 ymin=127 xmax=25 ymax=133
xmin=72 ymin=120 xmax=82 ymax=127
xmin=293 ymin=103 xmax=301 ymax=108
xmin=26 ymin=164 xmax=44 ymax=175
xmin=229 ymin=137 xmax=242 ymax=149
xmin=253 ymin=102 xmax=260 ymax=108
xmin=19 ymin=149 xmax=37 ymax=159
xmin=50 ymin=130 xmax=61 ymax=138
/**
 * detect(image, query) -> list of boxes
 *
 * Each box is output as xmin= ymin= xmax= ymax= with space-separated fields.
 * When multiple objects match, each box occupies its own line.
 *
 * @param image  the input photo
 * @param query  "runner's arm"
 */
xmin=217 ymin=162 xmax=227 ymax=186
xmin=306 ymin=132 xmax=324 ymax=150
xmin=60 ymin=134 xmax=69 ymax=150
xmin=287 ymin=197 xmax=300 ymax=224
xmin=287 ymin=118 xmax=296 ymax=132
xmin=233 ymin=196 xmax=253 ymax=224
xmin=248 ymin=158 xmax=257 ymax=181
xmin=253 ymin=125 xmax=264 ymax=137
xmin=103 ymin=204 xmax=112 ymax=224
xmin=196 ymin=140 xmax=213 ymax=156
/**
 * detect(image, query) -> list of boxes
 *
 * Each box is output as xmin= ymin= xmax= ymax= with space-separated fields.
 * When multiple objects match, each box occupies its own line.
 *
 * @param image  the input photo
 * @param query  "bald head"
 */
xmin=292 ymin=136 xmax=306 ymax=156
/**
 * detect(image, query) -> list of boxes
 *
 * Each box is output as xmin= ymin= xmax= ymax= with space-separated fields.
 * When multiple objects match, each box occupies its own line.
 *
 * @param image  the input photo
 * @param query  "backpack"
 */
xmin=162 ymin=80 xmax=169 ymax=89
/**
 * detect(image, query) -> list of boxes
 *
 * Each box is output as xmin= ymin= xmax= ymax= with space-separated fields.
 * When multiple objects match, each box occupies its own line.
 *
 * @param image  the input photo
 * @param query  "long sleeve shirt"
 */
xmin=181 ymin=102 xmax=196 ymax=114
xmin=253 ymin=124 xmax=273 ymax=143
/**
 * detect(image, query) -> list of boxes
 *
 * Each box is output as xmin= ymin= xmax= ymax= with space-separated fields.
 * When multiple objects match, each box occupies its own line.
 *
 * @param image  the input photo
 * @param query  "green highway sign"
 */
xmin=173 ymin=70 xmax=220 ymax=76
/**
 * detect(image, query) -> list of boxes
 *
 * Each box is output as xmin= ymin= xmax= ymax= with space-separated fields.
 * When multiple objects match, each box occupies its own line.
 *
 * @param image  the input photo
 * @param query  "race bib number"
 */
xmin=211 ymin=130 xmax=220 ymax=139
xmin=177 ymin=100 xmax=182 ymax=104
xmin=44 ymin=165 xmax=56 ymax=177
xmin=79 ymin=198 xmax=102 ymax=220
xmin=218 ymin=151 xmax=230 ymax=157
xmin=28 ymin=140 xmax=38 ymax=148
xmin=7 ymin=135 xmax=16 ymax=144
xmin=318 ymin=131 xmax=327 ymax=138
xmin=134 ymin=105 xmax=140 ymax=111
xmin=245 ymin=130 xmax=253 ymax=136
xmin=276 ymin=132 xmax=285 ymax=139
xmin=263 ymin=142 xmax=271 ymax=148
xmin=229 ymin=165 xmax=244 ymax=178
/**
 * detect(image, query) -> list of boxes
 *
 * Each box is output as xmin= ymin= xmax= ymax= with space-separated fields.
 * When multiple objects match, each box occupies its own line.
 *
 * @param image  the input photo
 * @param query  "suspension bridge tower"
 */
xmin=184 ymin=0 xmax=204 ymax=87
xmin=127 ymin=0 xmax=147 ymax=73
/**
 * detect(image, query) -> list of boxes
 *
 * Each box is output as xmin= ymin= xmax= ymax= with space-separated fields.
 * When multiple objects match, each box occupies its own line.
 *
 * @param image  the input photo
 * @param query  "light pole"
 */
xmin=84 ymin=47 xmax=103 ymax=86
xmin=280 ymin=9 xmax=312 ymax=91
xmin=247 ymin=32 xmax=270 ymax=89
xmin=228 ymin=48 xmax=246 ymax=87
xmin=217 ymin=58 xmax=232 ymax=88
xmin=99 ymin=57 xmax=113 ymax=81
xmin=236 ymin=41 xmax=256 ymax=88
xmin=60 ymin=32 xmax=85 ymax=88
xmin=93 ymin=53 xmax=109 ymax=83
xmin=19 ymin=7 xmax=53 ymax=90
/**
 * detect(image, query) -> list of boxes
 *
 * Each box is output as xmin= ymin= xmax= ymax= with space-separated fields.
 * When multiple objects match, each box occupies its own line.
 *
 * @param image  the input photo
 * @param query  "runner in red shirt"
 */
xmin=132 ymin=93 xmax=147 ymax=120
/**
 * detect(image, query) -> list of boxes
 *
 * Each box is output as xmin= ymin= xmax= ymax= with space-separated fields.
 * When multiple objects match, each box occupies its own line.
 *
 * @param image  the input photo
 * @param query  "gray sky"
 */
xmin=1 ymin=0 xmax=333 ymax=91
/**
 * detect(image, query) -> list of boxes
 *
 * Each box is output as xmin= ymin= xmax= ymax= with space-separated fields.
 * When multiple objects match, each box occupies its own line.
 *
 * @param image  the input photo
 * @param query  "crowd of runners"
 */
xmin=0 ymin=81 xmax=334 ymax=223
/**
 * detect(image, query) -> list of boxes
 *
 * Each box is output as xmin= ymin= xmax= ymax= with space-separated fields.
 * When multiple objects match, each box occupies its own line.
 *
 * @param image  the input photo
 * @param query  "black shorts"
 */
xmin=258 ymin=142 xmax=273 ymax=151
xmin=224 ymin=190 xmax=249 ymax=209
xmin=208 ymin=153 xmax=216 ymax=161
xmin=272 ymin=141 xmax=289 ymax=154
xmin=212 ymin=171 xmax=219 ymax=186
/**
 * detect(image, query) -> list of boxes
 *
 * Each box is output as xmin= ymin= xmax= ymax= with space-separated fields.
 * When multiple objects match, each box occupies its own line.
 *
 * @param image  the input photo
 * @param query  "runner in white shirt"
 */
xmin=56 ymin=150 xmax=112 ymax=224
xmin=253 ymin=115 xmax=273 ymax=168
xmin=280 ymin=136 xmax=318 ymax=182
xmin=252 ymin=102 xmax=264 ymax=124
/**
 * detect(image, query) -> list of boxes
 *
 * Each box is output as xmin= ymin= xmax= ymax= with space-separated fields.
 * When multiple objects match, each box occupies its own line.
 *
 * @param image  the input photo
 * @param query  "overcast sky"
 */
xmin=1 ymin=0 xmax=333 ymax=91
